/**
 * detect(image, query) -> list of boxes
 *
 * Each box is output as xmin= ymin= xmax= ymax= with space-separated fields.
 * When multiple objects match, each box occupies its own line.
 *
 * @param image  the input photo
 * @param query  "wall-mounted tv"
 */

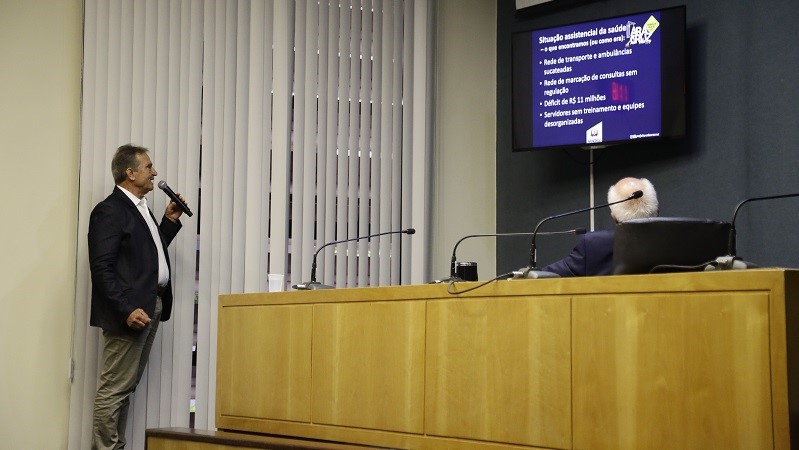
xmin=511 ymin=5 xmax=686 ymax=151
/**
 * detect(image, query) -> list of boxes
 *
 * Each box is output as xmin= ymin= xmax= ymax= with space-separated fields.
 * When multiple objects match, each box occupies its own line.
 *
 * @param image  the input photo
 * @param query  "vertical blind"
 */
xmin=69 ymin=1 xmax=432 ymax=449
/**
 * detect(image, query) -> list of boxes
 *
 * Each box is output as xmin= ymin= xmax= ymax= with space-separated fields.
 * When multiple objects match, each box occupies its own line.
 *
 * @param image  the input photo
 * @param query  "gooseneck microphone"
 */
xmin=728 ymin=193 xmax=799 ymax=257
xmin=292 ymin=228 xmax=416 ymax=290
xmin=708 ymin=192 xmax=799 ymax=270
xmin=157 ymin=180 xmax=193 ymax=217
xmin=435 ymin=228 xmax=587 ymax=283
xmin=515 ymin=190 xmax=643 ymax=279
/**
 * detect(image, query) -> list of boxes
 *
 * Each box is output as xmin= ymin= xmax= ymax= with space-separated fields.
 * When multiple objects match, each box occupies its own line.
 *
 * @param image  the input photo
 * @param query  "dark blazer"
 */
xmin=540 ymin=230 xmax=614 ymax=277
xmin=88 ymin=186 xmax=182 ymax=334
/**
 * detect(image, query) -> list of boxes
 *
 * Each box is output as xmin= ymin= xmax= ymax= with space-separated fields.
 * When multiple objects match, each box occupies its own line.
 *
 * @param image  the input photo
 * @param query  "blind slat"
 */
xmin=357 ymin=0 xmax=374 ymax=286
xmin=290 ymin=0 xmax=308 ymax=287
xmin=322 ymin=0 xmax=339 ymax=285
xmin=345 ymin=0 xmax=362 ymax=287
xmin=299 ymin=1 xmax=320 ymax=286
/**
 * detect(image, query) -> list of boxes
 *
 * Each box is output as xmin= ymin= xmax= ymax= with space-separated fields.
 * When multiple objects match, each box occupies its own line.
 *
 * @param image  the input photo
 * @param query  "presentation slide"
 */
xmin=530 ymin=12 xmax=663 ymax=148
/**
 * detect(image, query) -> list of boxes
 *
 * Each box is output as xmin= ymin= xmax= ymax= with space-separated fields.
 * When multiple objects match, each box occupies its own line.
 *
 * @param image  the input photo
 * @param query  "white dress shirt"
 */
xmin=118 ymin=186 xmax=170 ymax=287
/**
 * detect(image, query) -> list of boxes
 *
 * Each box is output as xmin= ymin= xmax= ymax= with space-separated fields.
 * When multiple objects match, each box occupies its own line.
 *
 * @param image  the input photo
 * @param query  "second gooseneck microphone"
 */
xmin=516 ymin=190 xmax=643 ymax=279
xmin=727 ymin=192 xmax=799 ymax=258
xmin=438 ymin=228 xmax=587 ymax=283
xmin=157 ymin=180 xmax=193 ymax=217
xmin=707 ymin=191 xmax=799 ymax=270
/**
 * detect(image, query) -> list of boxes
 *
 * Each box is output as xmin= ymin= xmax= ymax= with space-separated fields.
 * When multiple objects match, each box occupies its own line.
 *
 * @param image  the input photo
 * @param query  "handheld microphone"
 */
xmin=157 ymin=180 xmax=193 ymax=217
xmin=516 ymin=190 xmax=643 ymax=279
xmin=708 ymin=192 xmax=799 ymax=270
xmin=434 ymin=228 xmax=587 ymax=283
xmin=292 ymin=228 xmax=416 ymax=290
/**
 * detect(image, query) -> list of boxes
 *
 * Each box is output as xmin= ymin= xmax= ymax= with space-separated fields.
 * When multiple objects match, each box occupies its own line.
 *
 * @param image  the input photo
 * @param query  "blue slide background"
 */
xmin=531 ymin=12 xmax=662 ymax=148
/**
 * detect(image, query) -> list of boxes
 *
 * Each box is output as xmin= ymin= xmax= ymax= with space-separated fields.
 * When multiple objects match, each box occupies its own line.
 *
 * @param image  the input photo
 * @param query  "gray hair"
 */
xmin=111 ymin=144 xmax=149 ymax=184
xmin=607 ymin=177 xmax=659 ymax=222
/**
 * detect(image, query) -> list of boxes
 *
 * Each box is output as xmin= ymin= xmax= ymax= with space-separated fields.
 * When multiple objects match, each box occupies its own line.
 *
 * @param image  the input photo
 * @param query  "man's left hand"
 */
xmin=165 ymin=193 xmax=187 ymax=223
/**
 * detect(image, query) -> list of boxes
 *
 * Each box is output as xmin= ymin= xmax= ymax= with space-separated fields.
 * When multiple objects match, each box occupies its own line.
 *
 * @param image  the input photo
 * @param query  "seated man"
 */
xmin=540 ymin=177 xmax=659 ymax=277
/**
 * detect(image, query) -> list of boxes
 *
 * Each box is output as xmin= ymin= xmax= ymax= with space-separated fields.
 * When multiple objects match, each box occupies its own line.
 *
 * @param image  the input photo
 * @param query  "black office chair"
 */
xmin=612 ymin=217 xmax=732 ymax=275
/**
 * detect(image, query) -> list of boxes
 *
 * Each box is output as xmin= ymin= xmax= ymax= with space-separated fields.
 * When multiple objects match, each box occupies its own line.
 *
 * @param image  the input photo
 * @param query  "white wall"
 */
xmin=0 ymin=0 xmax=82 ymax=448
xmin=432 ymin=0 xmax=497 ymax=280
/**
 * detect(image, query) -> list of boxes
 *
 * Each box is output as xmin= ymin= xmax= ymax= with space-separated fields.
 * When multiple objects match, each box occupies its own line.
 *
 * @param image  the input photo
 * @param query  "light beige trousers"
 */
xmin=92 ymin=297 xmax=162 ymax=450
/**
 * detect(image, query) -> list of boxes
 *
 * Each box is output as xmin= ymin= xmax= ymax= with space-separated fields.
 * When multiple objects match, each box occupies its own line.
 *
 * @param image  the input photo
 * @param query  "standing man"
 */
xmin=88 ymin=144 xmax=187 ymax=449
xmin=540 ymin=177 xmax=658 ymax=277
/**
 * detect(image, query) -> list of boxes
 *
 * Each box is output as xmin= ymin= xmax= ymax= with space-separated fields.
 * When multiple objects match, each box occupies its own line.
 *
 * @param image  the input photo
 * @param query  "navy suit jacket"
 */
xmin=88 ymin=186 xmax=182 ymax=334
xmin=540 ymin=230 xmax=614 ymax=277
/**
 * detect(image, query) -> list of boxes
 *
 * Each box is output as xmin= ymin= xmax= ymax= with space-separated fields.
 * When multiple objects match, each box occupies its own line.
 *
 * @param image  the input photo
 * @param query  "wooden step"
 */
xmin=146 ymin=428 xmax=387 ymax=450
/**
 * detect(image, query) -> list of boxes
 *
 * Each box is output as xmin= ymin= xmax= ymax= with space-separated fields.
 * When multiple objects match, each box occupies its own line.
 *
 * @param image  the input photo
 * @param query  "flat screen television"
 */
xmin=511 ymin=5 xmax=687 ymax=151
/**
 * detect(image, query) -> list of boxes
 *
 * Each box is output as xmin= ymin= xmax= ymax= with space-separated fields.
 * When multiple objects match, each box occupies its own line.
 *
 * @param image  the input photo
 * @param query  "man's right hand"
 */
xmin=127 ymin=308 xmax=151 ymax=330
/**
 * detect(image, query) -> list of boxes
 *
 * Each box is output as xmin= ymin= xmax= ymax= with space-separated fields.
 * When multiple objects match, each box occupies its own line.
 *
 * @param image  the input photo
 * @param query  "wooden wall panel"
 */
xmin=572 ymin=292 xmax=772 ymax=449
xmin=425 ymin=296 xmax=572 ymax=448
xmin=216 ymin=305 xmax=313 ymax=422
xmin=312 ymin=301 xmax=426 ymax=433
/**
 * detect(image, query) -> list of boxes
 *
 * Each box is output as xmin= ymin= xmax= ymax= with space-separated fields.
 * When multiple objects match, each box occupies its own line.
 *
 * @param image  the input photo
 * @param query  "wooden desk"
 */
xmin=216 ymin=269 xmax=799 ymax=449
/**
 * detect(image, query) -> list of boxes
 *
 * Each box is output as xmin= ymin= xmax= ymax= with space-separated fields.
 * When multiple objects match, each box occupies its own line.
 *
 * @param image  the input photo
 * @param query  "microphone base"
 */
xmin=704 ymin=256 xmax=759 ymax=271
xmin=511 ymin=268 xmax=561 ymax=279
xmin=292 ymin=281 xmax=335 ymax=290
xmin=430 ymin=276 xmax=464 ymax=284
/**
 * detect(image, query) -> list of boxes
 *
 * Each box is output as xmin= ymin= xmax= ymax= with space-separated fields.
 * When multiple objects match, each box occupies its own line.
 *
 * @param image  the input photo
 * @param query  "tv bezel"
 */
xmin=511 ymin=5 xmax=687 ymax=152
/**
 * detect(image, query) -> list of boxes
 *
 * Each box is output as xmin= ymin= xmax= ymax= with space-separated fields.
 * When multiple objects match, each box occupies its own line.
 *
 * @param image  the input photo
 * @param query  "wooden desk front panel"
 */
xmin=216 ymin=304 xmax=313 ymax=422
xmin=572 ymin=292 xmax=772 ymax=450
xmin=426 ymin=296 xmax=572 ymax=448
xmin=312 ymin=301 xmax=426 ymax=434
xmin=216 ymin=271 xmax=797 ymax=449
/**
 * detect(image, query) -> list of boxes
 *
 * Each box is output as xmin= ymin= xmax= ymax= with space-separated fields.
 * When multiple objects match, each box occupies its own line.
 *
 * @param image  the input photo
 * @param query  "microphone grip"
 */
xmin=158 ymin=181 xmax=193 ymax=217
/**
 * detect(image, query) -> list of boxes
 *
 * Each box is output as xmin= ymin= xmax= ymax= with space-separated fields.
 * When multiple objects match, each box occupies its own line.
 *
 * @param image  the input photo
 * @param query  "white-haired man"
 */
xmin=540 ymin=177 xmax=659 ymax=276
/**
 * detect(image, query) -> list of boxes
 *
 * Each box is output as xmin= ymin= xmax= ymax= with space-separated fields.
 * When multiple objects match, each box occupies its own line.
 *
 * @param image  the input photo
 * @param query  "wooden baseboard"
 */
xmin=145 ymin=428 xmax=381 ymax=450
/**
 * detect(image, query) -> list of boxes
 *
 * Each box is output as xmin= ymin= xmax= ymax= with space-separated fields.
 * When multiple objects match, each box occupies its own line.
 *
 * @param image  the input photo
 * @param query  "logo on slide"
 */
xmin=626 ymin=15 xmax=660 ymax=46
xmin=586 ymin=122 xmax=603 ymax=144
